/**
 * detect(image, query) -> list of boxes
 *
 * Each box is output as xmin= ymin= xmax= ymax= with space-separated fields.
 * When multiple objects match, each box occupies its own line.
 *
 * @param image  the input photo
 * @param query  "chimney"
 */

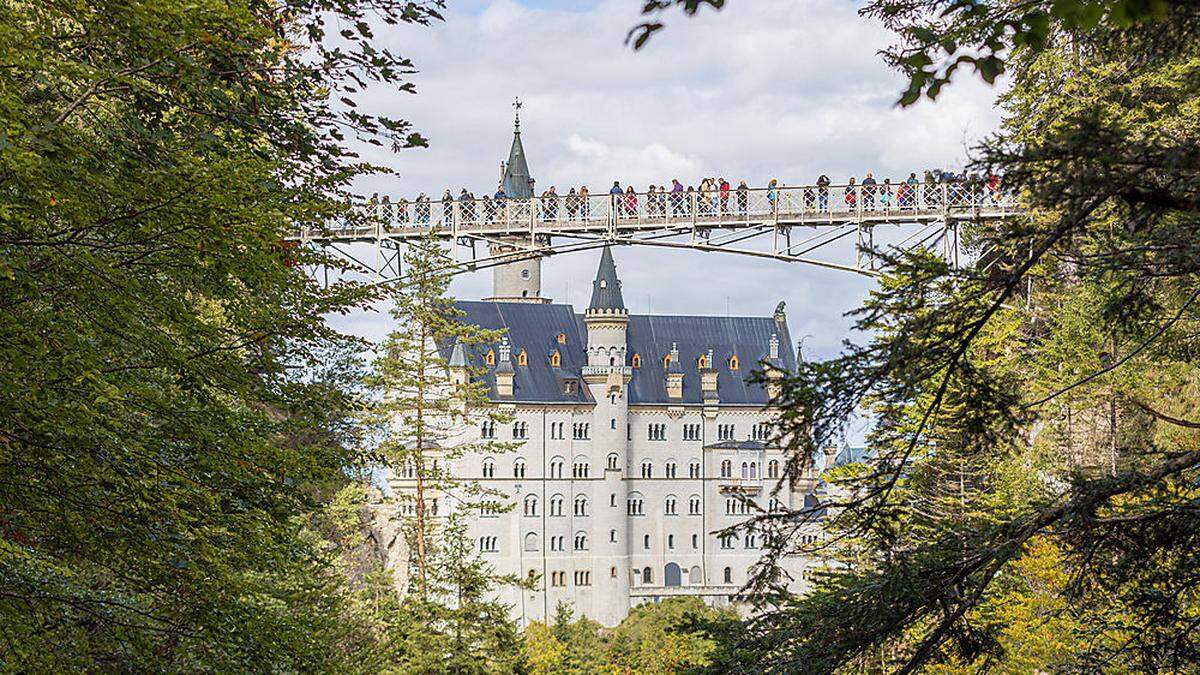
xmin=494 ymin=337 xmax=515 ymax=398
xmin=765 ymin=333 xmax=784 ymax=400
xmin=665 ymin=342 xmax=684 ymax=400
xmin=700 ymin=348 xmax=718 ymax=404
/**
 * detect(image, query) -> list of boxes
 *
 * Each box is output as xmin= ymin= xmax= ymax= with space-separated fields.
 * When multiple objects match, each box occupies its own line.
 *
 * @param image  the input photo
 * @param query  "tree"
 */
xmin=627 ymin=1 xmax=1200 ymax=673
xmin=0 ymin=0 xmax=442 ymax=668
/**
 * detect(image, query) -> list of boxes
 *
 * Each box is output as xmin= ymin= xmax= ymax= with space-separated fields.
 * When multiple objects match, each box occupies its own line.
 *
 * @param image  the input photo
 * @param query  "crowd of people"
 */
xmin=365 ymin=170 xmax=1003 ymax=225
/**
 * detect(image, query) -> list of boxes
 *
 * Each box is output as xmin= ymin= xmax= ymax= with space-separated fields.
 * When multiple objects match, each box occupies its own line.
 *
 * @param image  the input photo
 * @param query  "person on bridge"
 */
xmin=817 ymin=174 xmax=830 ymax=211
xmin=542 ymin=186 xmax=558 ymax=221
xmin=624 ymin=185 xmax=638 ymax=217
xmin=736 ymin=181 xmax=748 ymax=214
xmin=899 ymin=173 xmax=916 ymax=208
xmin=579 ymin=186 xmax=591 ymax=219
xmin=458 ymin=189 xmax=470 ymax=222
xmin=669 ymin=180 xmax=684 ymax=217
xmin=862 ymin=172 xmax=877 ymax=210
xmin=844 ymin=177 xmax=857 ymax=210
xmin=610 ymin=181 xmax=623 ymax=197
xmin=379 ymin=195 xmax=392 ymax=225
xmin=719 ymin=178 xmax=731 ymax=214
xmin=442 ymin=189 xmax=453 ymax=222
xmin=880 ymin=178 xmax=892 ymax=210
xmin=494 ymin=183 xmax=507 ymax=201
xmin=565 ymin=188 xmax=578 ymax=221
xmin=398 ymin=196 xmax=408 ymax=224
xmin=767 ymin=179 xmax=779 ymax=211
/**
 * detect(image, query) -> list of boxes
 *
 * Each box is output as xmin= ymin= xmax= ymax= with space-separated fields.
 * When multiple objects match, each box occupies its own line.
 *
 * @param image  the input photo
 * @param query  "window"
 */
xmin=720 ymin=534 xmax=735 ymax=550
xmin=725 ymin=498 xmax=750 ymax=515
xmin=550 ymin=536 xmax=564 ymax=552
xmin=478 ymin=536 xmax=498 ymax=552
xmin=572 ymin=458 xmax=590 ymax=479
xmin=682 ymin=423 xmax=701 ymax=441
xmin=631 ymin=353 xmax=641 ymax=368
xmin=550 ymin=456 xmax=564 ymax=479
xmin=697 ymin=354 xmax=709 ymax=369
xmin=523 ymin=494 xmax=538 ymax=517
xmin=606 ymin=453 xmax=619 ymax=470
xmin=551 ymin=571 xmax=565 ymax=586
xmin=691 ymin=534 xmax=699 ymax=549
xmin=665 ymin=461 xmax=677 ymax=478
xmin=689 ymin=460 xmax=701 ymax=478
xmin=512 ymin=421 xmax=528 ymax=439
xmin=556 ymin=332 xmax=567 ymax=344
xmin=723 ymin=567 xmax=733 ymax=583
xmin=720 ymin=459 xmax=732 ymax=478
xmin=610 ymin=417 xmax=616 ymax=429
xmin=729 ymin=355 xmax=739 ymax=370
xmin=665 ymin=495 xmax=677 ymax=515
xmin=647 ymin=423 xmax=666 ymax=441
xmin=746 ymin=533 xmax=757 ymax=549
xmin=768 ymin=497 xmax=782 ymax=513
xmin=574 ymin=570 xmax=592 ymax=586
xmin=643 ymin=534 xmax=651 ymax=550
xmin=643 ymin=566 xmax=653 ymax=584
xmin=550 ymin=350 xmax=561 ymax=367
xmin=768 ymin=459 xmax=780 ymax=479
xmin=610 ymin=493 xmax=616 ymax=507
xmin=717 ymin=423 xmax=734 ymax=441
xmin=741 ymin=462 xmax=749 ymax=479
xmin=573 ymin=495 xmax=589 ymax=517
xmin=667 ymin=534 xmax=675 ymax=549
xmin=516 ymin=349 xmax=528 ymax=366
xmin=626 ymin=493 xmax=645 ymax=516
xmin=481 ymin=421 xmax=496 ymax=439
xmin=574 ymin=531 xmax=588 ymax=551
xmin=662 ymin=354 xmax=672 ymax=369
xmin=610 ymin=529 xmax=617 ymax=543
xmin=752 ymin=423 xmax=771 ymax=441
xmin=480 ymin=501 xmax=501 ymax=518
xmin=640 ymin=461 xmax=652 ymax=478
xmin=572 ymin=422 xmax=590 ymax=440
xmin=750 ymin=462 xmax=758 ymax=479
xmin=524 ymin=532 xmax=539 ymax=551
xmin=481 ymin=458 xmax=495 ymax=478
xmin=485 ymin=349 xmax=495 ymax=365
xmin=611 ymin=566 xmax=618 ymax=578
xmin=550 ymin=494 xmax=564 ymax=517
xmin=688 ymin=495 xmax=702 ymax=515
xmin=513 ymin=458 xmax=526 ymax=478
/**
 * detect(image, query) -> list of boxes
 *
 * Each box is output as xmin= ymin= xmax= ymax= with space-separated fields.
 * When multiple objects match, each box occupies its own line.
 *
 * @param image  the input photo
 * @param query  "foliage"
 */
xmin=0 ymin=0 xmax=442 ymax=669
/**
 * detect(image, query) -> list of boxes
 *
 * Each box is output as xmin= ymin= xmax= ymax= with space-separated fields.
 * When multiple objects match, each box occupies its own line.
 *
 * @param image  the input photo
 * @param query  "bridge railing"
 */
xmin=303 ymin=181 xmax=1017 ymax=239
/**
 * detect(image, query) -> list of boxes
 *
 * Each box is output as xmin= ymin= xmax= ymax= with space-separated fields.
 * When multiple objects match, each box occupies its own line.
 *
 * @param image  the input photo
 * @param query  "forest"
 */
xmin=2 ymin=0 xmax=1199 ymax=672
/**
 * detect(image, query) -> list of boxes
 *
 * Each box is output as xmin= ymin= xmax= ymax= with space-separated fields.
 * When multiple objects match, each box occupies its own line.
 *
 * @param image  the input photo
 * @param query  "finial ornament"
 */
xmin=513 ymin=96 xmax=522 ymax=133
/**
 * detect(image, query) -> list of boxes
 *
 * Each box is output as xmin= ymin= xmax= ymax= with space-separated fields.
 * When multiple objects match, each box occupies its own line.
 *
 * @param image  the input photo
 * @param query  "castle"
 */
xmin=387 ymin=116 xmax=825 ymax=627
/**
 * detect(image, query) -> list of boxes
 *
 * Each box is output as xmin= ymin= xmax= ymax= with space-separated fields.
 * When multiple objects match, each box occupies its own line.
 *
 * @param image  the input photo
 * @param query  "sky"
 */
xmin=332 ymin=0 xmax=1007 ymax=436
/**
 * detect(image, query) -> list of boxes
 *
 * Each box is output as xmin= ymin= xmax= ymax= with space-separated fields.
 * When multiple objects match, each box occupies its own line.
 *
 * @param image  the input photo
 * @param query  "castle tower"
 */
xmin=582 ymin=246 xmax=632 ymax=623
xmin=486 ymin=99 xmax=548 ymax=304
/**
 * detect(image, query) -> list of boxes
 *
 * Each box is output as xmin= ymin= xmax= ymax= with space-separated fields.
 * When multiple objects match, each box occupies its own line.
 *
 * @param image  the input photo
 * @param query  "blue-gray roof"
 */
xmin=447 ymin=301 xmax=794 ymax=405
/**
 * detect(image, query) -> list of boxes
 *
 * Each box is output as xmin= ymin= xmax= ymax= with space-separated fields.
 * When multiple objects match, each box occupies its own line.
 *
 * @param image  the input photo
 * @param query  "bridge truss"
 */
xmin=288 ymin=181 xmax=1023 ymax=284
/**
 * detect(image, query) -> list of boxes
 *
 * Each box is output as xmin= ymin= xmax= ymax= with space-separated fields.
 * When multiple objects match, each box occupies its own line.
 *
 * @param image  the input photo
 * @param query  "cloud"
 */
xmin=335 ymin=0 xmax=1006 ymax=370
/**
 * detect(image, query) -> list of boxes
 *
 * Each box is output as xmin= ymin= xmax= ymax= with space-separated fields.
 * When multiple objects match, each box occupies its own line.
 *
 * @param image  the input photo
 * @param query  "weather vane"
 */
xmin=513 ymin=96 xmax=522 ymax=132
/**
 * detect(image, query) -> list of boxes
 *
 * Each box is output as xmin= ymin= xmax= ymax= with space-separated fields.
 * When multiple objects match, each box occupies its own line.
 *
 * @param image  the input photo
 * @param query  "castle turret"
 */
xmin=582 ymin=246 xmax=631 ymax=624
xmin=486 ymin=99 xmax=549 ymax=304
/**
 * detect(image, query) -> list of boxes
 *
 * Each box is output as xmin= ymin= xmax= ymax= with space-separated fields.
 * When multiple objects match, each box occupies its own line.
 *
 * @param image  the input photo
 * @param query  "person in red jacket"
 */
xmin=719 ymin=178 xmax=731 ymax=214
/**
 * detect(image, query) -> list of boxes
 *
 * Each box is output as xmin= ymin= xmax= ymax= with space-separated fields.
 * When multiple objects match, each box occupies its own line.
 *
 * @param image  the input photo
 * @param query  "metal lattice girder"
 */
xmin=292 ymin=180 xmax=1023 ymax=283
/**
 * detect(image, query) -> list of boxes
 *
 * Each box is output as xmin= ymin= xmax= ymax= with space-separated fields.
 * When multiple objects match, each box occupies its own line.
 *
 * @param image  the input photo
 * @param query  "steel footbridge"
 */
xmin=288 ymin=180 xmax=1023 ymax=283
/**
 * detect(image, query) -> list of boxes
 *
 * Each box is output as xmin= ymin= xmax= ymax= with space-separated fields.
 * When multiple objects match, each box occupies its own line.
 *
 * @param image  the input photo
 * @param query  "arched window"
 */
xmin=524 ymin=532 xmax=539 ymax=551
xmin=485 ymin=349 xmax=495 ymax=365
xmin=574 ymin=531 xmax=588 ymax=551
xmin=641 ymin=460 xmax=652 ymax=478
xmin=750 ymin=462 xmax=758 ymax=479
xmin=631 ymin=353 xmax=641 ymax=368
xmin=664 ymin=495 xmax=677 ymax=515
xmin=689 ymin=460 xmax=701 ymax=478
xmin=746 ymin=533 xmax=757 ymax=549
xmin=482 ymin=457 xmax=495 ymax=478
xmin=606 ymin=453 xmax=619 ymax=470
xmin=689 ymin=495 xmax=701 ymax=515
xmin=691 ymin=534 xmax=699 ymax=549
xmin=643 ymin=566 xmax=653 ymax=584
xmin=549 ymin=350 xmax=561 ymax=367
xmin=627 ymin=492 xmax=644 ymax=516
xmin=550 ymin=494 xmax=564 ymax=517
xmin=768 ymin=459 xmax=779 ymax=479
xmin=728 ymin=355 xmax=739 ymax=370
xmin=513 ymin=458 xmax=526 ymax=478
xmin=665 ymin=562 xmax=681 ymax=586
xmin=610 ymin=529 xmax=617 ymax=543
xmin=572 ymin=456 xmax=590 ymax=479
xmin=480 ymin=421 xmax=496 ymax=439
xmin=665 ymin=460 xmax=677 ymax=478
xmin=723 ymin=566 xmax=733 ymax=584
xmin=667 ymin=534 xmax=675 ymax=549
xmin=512 ymin=421 xmax=528 ymax=439
xmin=523 ymin=494 xmax=538 ymax=517
xmin=556 ymin=332 xmax=567 ymax=344
xmin=689 ymin=565 xmax=702 ymax=585
xmin=741 ymin=462 xmax=749 ymax=479
xmin=697 ymin=354 xmax=708 ymax=369
xmin=720 ymin=459 xmax=732 ymax=478
xmin=516 ymin=348 xmax=527 ymax=366
xmin=573 ymin=495 xmax=589 ymax=517
xmin=643 ymin=534 xmax=651 ymax=549
xmin=610 ymin=493 xmax=616 ymax=507
xmin=662 ymin=353 xmax=672 ymax=369
xmin=549 ymin=456 xmax=565 ymax=479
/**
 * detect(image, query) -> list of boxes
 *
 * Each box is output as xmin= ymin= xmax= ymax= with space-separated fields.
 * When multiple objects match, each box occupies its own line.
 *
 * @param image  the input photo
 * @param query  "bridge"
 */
xmin=290 ymin=180 xmax=1022 ymax=283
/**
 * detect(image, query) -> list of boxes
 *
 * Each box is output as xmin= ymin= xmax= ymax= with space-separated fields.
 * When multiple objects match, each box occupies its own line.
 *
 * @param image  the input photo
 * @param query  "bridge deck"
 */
xmin=291 ymin=182 xmax=1020 ymax=243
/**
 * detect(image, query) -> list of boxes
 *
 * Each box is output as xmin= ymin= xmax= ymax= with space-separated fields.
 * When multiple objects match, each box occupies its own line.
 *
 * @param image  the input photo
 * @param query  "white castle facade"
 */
xmin=387 ymin=120 xmax=828 ymax=627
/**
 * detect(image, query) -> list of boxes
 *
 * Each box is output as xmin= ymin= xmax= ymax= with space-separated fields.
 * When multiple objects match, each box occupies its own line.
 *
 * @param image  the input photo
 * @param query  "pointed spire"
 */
xmin=502 ymin=98 xmax=532 ymax=198
xmin=449 ymin=338 xmax=468 ymax=368
xmin=588 ymin=246 xmax=625 ymax=312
